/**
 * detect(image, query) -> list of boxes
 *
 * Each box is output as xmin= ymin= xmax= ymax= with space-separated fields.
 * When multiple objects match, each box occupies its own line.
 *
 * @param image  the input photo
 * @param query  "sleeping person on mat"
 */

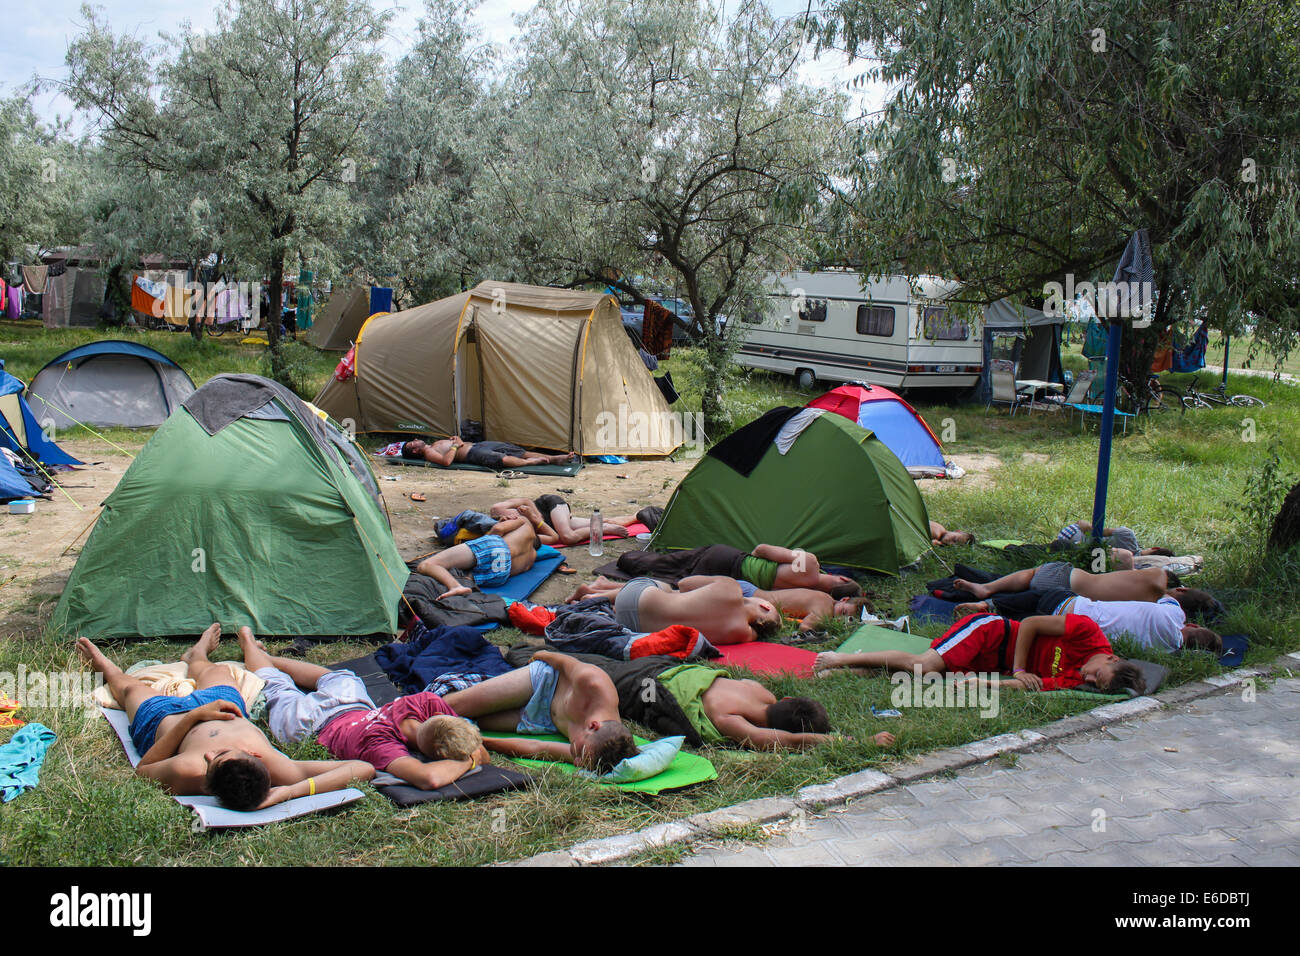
xmin=443 ymin=649 xmax=639 ymax=774
xmin=566 ymin=574 xmax=783 ymax=646
xmin=415 ymin=516 xmax=539 ymax=598
xmin=813 ymin=612 xmax=1147 ymax=694
xmin=401 ymin=438 xmax=575 ymax=470
xmin=616 ymin=543 xmax=862 ymax=597
xmin=238 ymin=629 xmax=490 ymax=791
xmin=490 ymin=495 xmax=638 ymax=547
xmin=79 ymin=626 xmax=374 ymax=810
xmin=953 ymin=564 xmax=1182 ymax=604
xmin=652 ymin=664 xmax=893 ymax=751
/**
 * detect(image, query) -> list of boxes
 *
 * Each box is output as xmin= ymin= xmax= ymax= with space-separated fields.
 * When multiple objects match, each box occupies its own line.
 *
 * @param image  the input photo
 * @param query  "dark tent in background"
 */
xmin=306 ymin=285 xmax=374 ymax=351
xmin=28 ymin=341 xmax=196 ymax=430
xmin=977 ymin=299 xmax=1066 ymax=403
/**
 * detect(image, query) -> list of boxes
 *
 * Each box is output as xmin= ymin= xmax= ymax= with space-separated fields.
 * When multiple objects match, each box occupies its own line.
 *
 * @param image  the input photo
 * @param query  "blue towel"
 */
xmin=0 ymin=722 xmax=57 ymax=802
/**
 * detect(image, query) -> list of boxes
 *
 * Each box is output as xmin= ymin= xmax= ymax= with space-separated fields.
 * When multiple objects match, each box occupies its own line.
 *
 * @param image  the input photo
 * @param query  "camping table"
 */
xmin=1015 ymin=379 xmax=1065 ymax=412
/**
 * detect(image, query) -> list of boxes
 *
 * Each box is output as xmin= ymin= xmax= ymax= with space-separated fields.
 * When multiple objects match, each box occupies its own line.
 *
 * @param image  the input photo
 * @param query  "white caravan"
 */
xmin=735 ymin=271 xmax=984 ymax=391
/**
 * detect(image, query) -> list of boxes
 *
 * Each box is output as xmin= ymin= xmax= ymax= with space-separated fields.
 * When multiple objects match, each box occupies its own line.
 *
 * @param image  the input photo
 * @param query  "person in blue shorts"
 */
xmin=78 ymin=625 xmax=373 ymax=811
xmin=414 ymin=516 xmax=540 ymax=597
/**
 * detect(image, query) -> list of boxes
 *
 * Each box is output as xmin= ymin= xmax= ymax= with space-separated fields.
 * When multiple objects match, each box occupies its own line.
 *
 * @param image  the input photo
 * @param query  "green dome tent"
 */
xmin=53 ymin=374 xmax=407 ymax=640
xmin=650 ymin=410 xmax=931 ymax=575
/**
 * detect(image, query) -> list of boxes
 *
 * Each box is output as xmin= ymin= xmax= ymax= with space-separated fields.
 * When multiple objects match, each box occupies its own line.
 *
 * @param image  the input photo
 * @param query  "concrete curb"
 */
xmin=507 ymin=655 xmax=1293 ymax=867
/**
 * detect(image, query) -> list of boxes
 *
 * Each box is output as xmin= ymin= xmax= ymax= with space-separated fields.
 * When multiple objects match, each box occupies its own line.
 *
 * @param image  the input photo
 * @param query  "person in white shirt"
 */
xmin=957 ymin=592 xmax=1221 ymax=654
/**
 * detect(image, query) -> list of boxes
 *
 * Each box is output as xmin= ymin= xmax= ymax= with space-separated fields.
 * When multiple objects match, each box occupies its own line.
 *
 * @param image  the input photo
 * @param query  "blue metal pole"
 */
xmin=1090 ymin=321 xmax=1124 ymax=543
xmin=1223 ymin=334 xmax=1230 ymax=390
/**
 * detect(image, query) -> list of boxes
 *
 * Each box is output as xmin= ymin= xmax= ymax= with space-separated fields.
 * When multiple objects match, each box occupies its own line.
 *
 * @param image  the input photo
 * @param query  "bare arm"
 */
xmin=1010 ymin=615 xmax=1067 ymax=676
xmin=751 ymin=544 xmax=798 ymax=564
xmin=138 ymin=700 xmax=241 ymax=767
xmin=384 ymin=755 xmax=476 ymax=791
xmin=260 ymin=760 xmax=375 ymax=809
xmin=483 ymin=737 xmax=574 ymax=763
xmin=677 ymin=575 xmax=734 ymax=592
xmin=528 ymin=649 xmax=592 ymax=684
xmin=712 ymin=713 xmax=830 ymax=751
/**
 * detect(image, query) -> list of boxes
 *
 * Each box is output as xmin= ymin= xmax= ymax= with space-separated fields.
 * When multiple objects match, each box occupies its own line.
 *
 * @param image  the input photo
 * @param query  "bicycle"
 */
xmin=1120 ymin=375 xmax=1184 ymax=416
xmin=1180 ymin=373 xmax=1265 ymax=409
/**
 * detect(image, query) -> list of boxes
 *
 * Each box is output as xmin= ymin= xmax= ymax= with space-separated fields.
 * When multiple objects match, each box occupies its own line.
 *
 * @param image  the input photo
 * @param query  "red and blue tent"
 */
xmin=807 ymin=384 xmax=947 ymax=477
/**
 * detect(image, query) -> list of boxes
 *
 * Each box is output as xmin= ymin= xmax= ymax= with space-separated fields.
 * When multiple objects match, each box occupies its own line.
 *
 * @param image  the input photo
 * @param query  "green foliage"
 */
xmin=818 ymin=0 xmax=1300 ymax=368
xmin=258 ymin=340 xmax=325 ymax=398
xmin=1236 ymin=438 xmax=1295 ymax=573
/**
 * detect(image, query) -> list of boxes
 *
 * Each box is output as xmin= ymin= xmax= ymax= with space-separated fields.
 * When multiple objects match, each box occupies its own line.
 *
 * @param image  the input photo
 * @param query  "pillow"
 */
xmin=579 ymin=736 xmax=683 ymax=783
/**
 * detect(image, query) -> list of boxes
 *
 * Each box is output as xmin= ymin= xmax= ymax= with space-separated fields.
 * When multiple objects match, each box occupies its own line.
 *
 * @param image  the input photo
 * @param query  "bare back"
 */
xmin=700 ymin=677 xmax=775 ymax=729
xmin=639 ymin=579 xmax=752 ymax=644
xmin=1071 ymin=566 xmax=1169 ymax=602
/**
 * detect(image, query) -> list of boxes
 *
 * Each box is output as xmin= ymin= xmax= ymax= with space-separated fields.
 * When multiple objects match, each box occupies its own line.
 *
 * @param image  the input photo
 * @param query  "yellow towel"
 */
xmin=93 ymin=661 xmax=265 ymax=711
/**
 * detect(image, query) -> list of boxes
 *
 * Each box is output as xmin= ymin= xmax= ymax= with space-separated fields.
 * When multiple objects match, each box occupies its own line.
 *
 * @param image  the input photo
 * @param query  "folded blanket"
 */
xmin=398 ymin=572 xmax=509 ymax=630
xmin=92 ymin=660 xmax=264 ymax=712
xmin=374 ymin=621 xmax=512 ymax=695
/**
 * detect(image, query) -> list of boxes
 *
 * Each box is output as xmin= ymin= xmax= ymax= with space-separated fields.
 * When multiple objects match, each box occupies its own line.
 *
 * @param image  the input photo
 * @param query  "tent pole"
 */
xmin=1223 ymin=334 xmax=1230 ymax=390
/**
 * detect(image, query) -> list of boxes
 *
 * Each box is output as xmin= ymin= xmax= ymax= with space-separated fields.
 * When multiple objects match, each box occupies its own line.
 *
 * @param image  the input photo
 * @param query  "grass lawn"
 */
xmin=1 ymin=324 xmax=1297 ymax=866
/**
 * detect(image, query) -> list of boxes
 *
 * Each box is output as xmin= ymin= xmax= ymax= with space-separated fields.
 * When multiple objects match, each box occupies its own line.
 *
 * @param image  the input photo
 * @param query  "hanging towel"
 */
xmin=0 ymin=722 xmax=57 ymax=802
xmin=21 ymin=265 xmax=48 ymax=295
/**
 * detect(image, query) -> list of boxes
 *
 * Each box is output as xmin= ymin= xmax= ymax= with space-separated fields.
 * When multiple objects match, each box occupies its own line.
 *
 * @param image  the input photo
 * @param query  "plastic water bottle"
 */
xmin=589 ymin=509 xmax=604 ymax=556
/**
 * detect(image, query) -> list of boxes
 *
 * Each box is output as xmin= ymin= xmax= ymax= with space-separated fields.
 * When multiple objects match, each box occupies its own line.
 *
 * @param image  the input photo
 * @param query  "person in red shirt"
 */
xmin=813 ymin=613 xmax=1147 ymax=694
xmin=239 ymin=629 xmax=489 ymax=790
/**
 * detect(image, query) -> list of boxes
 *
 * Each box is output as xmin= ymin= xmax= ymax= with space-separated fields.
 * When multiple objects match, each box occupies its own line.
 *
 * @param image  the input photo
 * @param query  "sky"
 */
xmin=9 ymin=0 xmax=888 ymax=131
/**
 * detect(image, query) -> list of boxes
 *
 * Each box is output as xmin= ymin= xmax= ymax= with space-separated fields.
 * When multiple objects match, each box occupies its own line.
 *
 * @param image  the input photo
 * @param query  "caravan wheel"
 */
xmin=796 ymin=368 xmax=816 ymax=390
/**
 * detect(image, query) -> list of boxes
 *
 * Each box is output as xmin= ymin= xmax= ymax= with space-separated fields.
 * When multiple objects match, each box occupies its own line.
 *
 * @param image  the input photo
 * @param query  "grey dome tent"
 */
xmin=28 ymin=341 xmax=196 ymax=430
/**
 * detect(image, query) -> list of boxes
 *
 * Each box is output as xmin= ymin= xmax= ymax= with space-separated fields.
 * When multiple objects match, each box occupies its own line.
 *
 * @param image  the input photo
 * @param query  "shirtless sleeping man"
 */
xmin=443 ymin=649 xmax=639 ymax=774
xmin=954 ymin=564 xmax=1181 ymax=604
xmin=79 ymin=625 xmax=374 ymax=810
xmin=567 ymin=574 xmax=782 ymax=645
xmin=652 ymin=663 xmax=895 ymax=751
xmin=401 ymin=438 xmax=576 ymax=469
xmin=414 ymin=516 xmax=538 ymax=598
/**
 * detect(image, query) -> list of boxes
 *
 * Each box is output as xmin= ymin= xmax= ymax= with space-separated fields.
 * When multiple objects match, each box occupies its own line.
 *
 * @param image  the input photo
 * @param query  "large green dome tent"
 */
xmin=52 ymin=374 xmax=407 ymax=640
xmin=650 ymin=409 xmax=931 ymax=575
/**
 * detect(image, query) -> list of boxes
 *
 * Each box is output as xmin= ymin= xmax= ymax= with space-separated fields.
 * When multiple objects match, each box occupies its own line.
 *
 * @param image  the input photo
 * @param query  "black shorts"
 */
xmin=534 ymin=494 xmax=567 ymax=517
xmin=1035 ymin=588 xmax=1078 ymax=615
xmin=464 ymin=441 xmax=527 ymax=469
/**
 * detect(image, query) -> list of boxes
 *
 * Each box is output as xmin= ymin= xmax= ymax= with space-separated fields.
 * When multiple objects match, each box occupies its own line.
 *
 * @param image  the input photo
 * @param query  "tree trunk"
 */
xmin=1268 ymin=480 xmax=1300 ymax=553
xmin=699 ymin=330 xmax=732 ymax=440
xmin=265 ymin=247 xmax=288 ymax=386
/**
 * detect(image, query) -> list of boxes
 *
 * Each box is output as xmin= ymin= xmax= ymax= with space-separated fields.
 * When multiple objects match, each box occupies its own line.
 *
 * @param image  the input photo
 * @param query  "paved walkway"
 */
xmin=678 ymin=679 xmax=1300 ymax=866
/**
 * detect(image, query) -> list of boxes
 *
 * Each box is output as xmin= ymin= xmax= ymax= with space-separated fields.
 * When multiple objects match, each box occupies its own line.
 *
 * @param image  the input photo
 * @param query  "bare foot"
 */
xmin=953 ymin=601 xmax=990 ymax=618
xmin=76 ymin=637 xmax=110 ymax=672
xmin=237 ymin=626 xmax=266 ymax=652
xmin=813 ymin=651 xmax=844 ymax=674
xmin=183 ymin=623 xmax=222 ymax=665
xmin=952 ymin=579 xmax=991 ymax=599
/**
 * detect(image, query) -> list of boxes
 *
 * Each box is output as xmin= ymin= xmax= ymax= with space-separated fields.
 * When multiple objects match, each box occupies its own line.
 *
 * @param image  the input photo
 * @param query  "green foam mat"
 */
xmin=375 ymin=455 xmax=584 ymax=476
xmin=978 ymin=539 xmax=1027 ymax=550
xmin=837 ymin=624 xmax=932 ymax=656
xmin=482 ymin=732 xmax=717 ymax=794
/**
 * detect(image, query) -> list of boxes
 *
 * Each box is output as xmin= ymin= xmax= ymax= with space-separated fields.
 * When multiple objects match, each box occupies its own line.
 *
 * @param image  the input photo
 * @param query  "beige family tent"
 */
xmin=306 ymin=285 xmax=373 ymax=351
xmin=315 ymin=281 xmax=680 ymax=455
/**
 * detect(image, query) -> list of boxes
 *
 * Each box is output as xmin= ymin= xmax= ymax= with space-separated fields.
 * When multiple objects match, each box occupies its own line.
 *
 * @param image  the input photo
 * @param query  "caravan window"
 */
xmin=922 ymin=306 xmax=968 ymax=340
xmin=856 ymin=305 xmax=894 ymax=337
xmin=798 ymin=298 xmax=827 ymax=323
